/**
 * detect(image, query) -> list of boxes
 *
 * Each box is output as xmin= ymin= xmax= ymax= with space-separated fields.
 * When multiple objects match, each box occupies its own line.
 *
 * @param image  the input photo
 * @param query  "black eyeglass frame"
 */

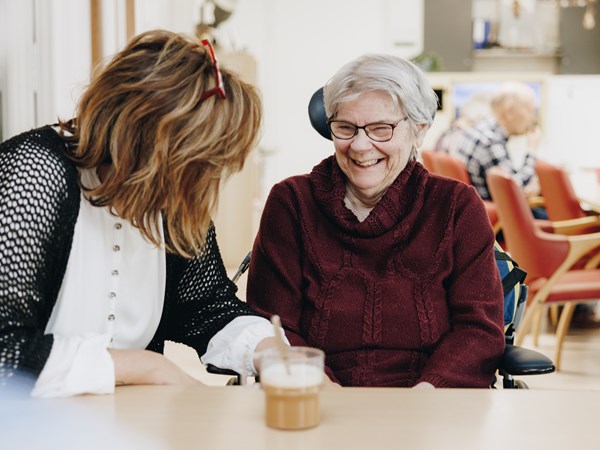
xmin=327 ymin=117 xmax=409 ymax=142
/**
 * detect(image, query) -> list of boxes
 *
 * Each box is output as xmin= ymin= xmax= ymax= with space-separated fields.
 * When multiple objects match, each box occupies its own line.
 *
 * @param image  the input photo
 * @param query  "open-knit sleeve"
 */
xmin=0 ymin=128 xmax=80 ymax=388
xmin=150 ymin=224 xmax=259 ymax=358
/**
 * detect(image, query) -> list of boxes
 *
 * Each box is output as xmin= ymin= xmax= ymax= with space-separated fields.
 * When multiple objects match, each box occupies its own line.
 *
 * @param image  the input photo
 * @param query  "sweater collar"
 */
xmin=309 ymin=155 xmax=429 ymax=238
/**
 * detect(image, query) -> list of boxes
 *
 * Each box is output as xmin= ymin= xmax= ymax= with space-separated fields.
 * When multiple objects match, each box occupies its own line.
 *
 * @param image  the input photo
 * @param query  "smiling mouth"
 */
xmin=353 ymin=158 xmax=381 ymax=167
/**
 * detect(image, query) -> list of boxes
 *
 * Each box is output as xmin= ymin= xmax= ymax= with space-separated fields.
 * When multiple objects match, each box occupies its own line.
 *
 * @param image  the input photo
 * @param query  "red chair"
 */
xmin=536 ymin=159 xmax=600 ymax=224
xmin=434 ymin=153 xmax=471 ymax=184
xmin=535 ymin=160 xmax=600 ymax=326
xmin=420 ymin=149 xmax=436 ymax=171
xmin=487 ymin=168 xmax=600 ymax=370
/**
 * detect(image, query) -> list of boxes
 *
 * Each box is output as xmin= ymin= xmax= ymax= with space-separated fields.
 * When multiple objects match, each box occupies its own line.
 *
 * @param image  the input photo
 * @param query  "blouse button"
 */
xmin=114 ymin=223 xmax=122 ymax=230
xmin=108 ymin=314 xmax=116 ymax=321
xmin=108 ymin=292 xmax=116 ymax=299
xmin=113 ymin=245 xmax=121 ymax=252
xmin=112 ymin=270 xmax=119 ymax=276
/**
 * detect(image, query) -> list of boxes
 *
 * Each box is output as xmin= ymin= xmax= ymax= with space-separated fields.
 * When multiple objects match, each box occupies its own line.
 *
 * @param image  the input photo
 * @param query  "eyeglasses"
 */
xmin=327 ymin=118 xmax=408 ymax=142
xmin=200 ymin=39 xmax=226 ymax=101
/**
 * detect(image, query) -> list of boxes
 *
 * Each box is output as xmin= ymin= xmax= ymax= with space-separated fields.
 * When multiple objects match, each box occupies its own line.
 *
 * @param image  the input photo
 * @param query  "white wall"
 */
xmin=220 ymin=0 xmax=424 ymax=196
xmin=544 ymin=75 xmax=600 ymax=169
xmin=1 ymin=0 xmax=37 ymax=140
xmin=48 ymin=0 xmax=92 ymax=122
xmin=0 ymin=0 xmax=90 ymax=140
xmin=3 ymin=0 xmax=598 ymax=189
xmin=129 ymin=0 xmax=424 ymax=198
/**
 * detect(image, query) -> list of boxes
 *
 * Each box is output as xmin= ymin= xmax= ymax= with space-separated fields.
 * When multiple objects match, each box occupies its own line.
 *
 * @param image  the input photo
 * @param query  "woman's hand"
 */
xmin=252 ymin=336 xmax=283 ymax=372
xmin=109 ymin=349 xmax=201 ymax=386
xmin=252 ymin=338 xmax=341 ymax=388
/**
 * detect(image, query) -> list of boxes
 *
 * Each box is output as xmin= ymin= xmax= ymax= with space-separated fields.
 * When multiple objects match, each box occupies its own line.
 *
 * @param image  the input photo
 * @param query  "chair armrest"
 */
xmin=535 ymin=219 xmax=554 ymax=233
xmin=580 ymin=201 xmax=600 ymax=216
xmin=498 ymin=344 xmax=555 ymax=376
xmin=567 ymin=232 xmax=600 ymax=263
xmin=206 ymin=364 xmax=242 ymax=381
xmin=527 ymin=196 xmax=545 ymax=209
xmin=551 ymin=216 xmax=600 ymax=235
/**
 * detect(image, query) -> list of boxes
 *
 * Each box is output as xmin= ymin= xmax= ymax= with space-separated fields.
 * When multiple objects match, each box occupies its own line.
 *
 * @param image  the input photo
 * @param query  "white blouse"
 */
xmin=32 ymin=169 xmax=279 ymax=398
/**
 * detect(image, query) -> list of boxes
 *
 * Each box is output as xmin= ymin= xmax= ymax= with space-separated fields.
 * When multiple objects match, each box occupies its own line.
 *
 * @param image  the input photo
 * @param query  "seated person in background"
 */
xmin=451 ymin=81 xmax=545 ymax=218
xmin=434 ymin=91 xmax=492 ymax=156
xmin=246 ymin=54 xmax=505 ymax=388
xmin=0 ymin=30 xmax=282 ymax=397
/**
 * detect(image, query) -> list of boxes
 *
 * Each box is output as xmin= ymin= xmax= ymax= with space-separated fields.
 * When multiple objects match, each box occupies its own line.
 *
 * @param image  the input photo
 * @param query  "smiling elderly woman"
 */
xmin=246 ymin=54 xmax=505 ymax=389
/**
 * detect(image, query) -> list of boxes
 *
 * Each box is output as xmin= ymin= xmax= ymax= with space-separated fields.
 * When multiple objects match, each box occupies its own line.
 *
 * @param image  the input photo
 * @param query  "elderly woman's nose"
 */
xmin=350 ymin=129 xmax=373 ymax=150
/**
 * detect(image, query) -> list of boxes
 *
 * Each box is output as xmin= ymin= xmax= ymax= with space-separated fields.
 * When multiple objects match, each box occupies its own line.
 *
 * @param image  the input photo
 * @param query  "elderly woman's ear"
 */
xmin=415 ymin=123 xmax=430 ymax=148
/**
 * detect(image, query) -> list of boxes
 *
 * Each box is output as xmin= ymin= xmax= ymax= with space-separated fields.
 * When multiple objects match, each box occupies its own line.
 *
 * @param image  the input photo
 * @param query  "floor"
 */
xmin=516 ymin=326 xmax=600 ymax=390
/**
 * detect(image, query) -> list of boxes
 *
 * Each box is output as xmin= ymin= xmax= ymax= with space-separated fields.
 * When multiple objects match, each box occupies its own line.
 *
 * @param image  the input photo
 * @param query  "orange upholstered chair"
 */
xmin=420 ymin=149 xmax=436 ymax=171
xmin=487 ymin=168 xmax=600 ymax=370
xmin=434 ymin=153 xmax=471 ymax=184
xmin=535 ymin=160 xmax=600 ymax=326
xmin=536 ymin=159 xmax=600 ymax=224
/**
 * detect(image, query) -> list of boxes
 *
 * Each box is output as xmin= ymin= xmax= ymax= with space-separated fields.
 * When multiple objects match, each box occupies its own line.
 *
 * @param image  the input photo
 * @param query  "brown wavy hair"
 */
xmin=59 ymin=30 xmax=262 ymax=257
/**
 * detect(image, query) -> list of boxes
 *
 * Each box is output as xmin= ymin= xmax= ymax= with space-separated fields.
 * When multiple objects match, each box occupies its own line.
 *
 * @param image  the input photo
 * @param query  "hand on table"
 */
xmin=109 ymin=349 xmax=201 ymax=386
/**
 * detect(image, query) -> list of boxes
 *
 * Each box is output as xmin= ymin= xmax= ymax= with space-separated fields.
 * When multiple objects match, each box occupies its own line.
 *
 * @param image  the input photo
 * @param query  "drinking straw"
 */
xmin=270 ymin=315 xmax=291 ymax=375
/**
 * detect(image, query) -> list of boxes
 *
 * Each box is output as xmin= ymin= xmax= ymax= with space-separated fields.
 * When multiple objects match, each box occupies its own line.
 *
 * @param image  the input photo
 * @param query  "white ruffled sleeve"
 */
xmin=31 ymin=334 xmax=115 ymax=398
xmin=201 ymin=315 xmax=289 ymax=377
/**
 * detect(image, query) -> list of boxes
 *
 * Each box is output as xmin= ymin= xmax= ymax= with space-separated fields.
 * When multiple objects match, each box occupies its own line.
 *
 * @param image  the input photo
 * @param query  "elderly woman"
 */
xmin=246 ymin=54 xmax=505 ymax=388
xmin=0 ymin=30 xmax=280 ymax=397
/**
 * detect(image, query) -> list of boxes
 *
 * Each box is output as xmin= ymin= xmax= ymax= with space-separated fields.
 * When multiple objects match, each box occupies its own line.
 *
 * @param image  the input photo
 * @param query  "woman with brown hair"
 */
xmin=0 ymin=30 xmax=280 ymax=397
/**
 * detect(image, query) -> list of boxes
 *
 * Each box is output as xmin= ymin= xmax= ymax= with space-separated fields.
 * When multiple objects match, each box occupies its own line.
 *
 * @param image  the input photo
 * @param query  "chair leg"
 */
xmin=515 ymin=301 xmax=541 ymax=346
xmin=554 ymin=303 xmax=576 ymax=371
xmin=532 ymin=305 xmax=544 ymax=346
xmin=549 ymin=305 xmax=559 ymax=327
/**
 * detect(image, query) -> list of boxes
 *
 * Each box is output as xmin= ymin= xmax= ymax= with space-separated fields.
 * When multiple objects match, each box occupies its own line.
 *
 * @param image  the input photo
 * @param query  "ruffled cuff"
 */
xmin=201 ymin=316 xmax=288 ymax=377
xmin=31 ymin=334 xmax=115 ymax=398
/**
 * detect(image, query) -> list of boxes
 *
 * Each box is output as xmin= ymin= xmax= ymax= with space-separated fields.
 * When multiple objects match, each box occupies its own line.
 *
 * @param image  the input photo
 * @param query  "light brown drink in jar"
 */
xmin=263 ymin=384 xmax=320 ymax=430
xmin=259 ymin=347 xmax=325 ymax=430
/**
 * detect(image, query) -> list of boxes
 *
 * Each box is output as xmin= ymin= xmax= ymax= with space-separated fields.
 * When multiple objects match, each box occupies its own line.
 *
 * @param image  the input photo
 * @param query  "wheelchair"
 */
xmin=207 ymin=87 xmax=556 ymax=389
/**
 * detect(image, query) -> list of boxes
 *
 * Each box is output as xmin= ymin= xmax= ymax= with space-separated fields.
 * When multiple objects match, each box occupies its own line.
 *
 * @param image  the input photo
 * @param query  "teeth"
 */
xmin=354 ymin=159 xmax=379 ymax=167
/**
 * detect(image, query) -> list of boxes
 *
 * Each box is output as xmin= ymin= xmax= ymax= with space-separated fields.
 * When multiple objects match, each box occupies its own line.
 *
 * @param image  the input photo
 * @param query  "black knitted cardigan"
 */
xmin=0 ymin=126 xmax=256 ymax=389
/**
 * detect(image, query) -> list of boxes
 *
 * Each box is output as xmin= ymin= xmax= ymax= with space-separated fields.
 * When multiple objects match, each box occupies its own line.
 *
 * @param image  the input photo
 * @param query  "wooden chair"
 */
xmin=487 ymin=168 xmax=600 ymax=370
xmin=534 ymin=160 xmax=600 ymax=325
xmin=433 ymin=152 xmax=471 ymax=184
xmin=420 ymin=149 xmax=436 ymax=171
xmin=536 ymin=159 xmax=600 ymax=223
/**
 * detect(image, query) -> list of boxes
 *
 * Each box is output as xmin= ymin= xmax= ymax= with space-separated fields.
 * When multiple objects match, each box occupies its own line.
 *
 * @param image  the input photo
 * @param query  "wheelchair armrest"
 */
xmin=498 ymin=344 xmax=556 ymax=376
xmin=205 ymin=364 xmax=242 ymax=382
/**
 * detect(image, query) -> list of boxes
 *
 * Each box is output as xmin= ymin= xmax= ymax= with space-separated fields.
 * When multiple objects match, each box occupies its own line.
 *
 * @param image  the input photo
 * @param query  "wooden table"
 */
xmin=3 ymin=385 xmax=598 ymax=450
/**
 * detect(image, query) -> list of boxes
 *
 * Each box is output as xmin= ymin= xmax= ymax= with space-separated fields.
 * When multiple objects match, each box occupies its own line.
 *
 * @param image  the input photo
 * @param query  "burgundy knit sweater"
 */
xmin=247 ymin=157 xmax=505 ymax=388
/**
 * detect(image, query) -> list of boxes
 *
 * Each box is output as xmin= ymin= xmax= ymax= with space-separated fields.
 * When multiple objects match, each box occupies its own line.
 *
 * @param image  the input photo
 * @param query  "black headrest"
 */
xmin=308 ymin=87 xmax=332 ymax=141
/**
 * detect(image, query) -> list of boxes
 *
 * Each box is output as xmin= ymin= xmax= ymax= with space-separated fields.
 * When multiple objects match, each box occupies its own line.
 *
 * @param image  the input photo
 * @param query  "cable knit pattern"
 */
xmin=0 ymin=126 xmax=256 ymax=390
xmin=247 ymin=156 xmax=505 ymax=388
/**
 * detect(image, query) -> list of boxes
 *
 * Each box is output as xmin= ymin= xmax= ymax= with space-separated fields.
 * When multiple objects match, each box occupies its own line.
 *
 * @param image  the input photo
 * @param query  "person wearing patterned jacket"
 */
xmin=452 ymin=82 xmax=541 ymax=203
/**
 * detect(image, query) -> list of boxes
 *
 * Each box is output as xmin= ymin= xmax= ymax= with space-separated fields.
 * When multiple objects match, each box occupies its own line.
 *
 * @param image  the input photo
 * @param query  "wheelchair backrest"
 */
xmin=494 ymin=242 xmax=527 ymax=341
